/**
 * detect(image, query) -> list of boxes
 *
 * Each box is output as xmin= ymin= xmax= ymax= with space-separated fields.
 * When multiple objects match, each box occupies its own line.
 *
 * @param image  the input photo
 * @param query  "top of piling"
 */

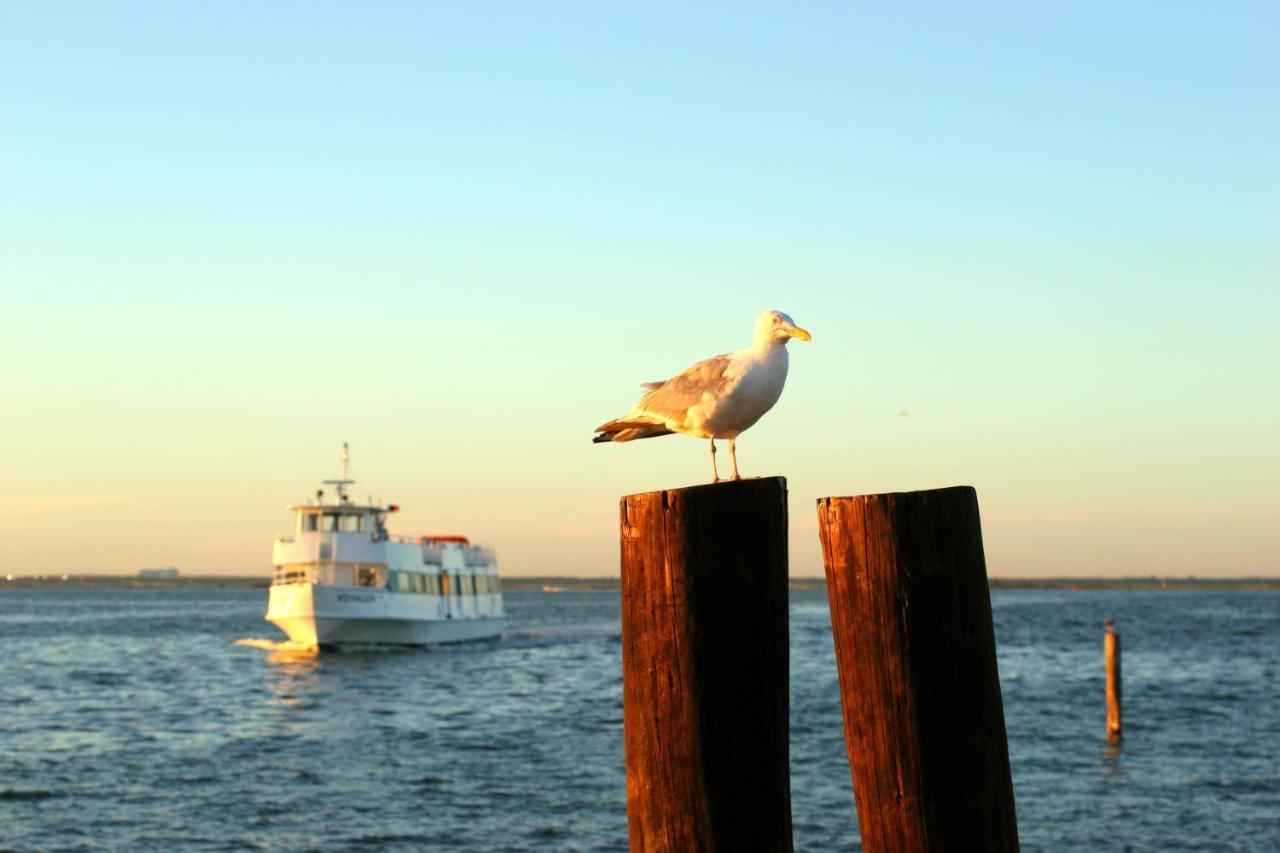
xmin=816 ymin=484 xmax=976 ymax=508
xmin=622 ymin=475 xmax=788 ymax=504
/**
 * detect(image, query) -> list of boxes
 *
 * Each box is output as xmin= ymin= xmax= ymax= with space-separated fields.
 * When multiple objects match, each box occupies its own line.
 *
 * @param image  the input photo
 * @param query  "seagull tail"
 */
xmin=592 ymin=418 xmax=674 ymax=444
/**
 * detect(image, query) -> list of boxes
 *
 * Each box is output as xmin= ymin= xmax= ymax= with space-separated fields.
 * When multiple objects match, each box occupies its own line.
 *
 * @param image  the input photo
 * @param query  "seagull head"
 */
xmin=755 ymin=309 xmax=812 ymax=347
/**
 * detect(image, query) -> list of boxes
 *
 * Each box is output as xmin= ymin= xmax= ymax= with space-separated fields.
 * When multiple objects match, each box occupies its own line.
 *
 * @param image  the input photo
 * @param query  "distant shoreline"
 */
xmin=3 ymin=575 xmax=1277 ymax=591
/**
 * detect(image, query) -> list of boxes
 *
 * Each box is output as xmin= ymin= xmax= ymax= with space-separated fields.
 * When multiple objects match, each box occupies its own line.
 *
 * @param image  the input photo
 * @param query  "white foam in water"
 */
xmin=234 ymin=637 xmax=318 ymax=656
xmin=233 ymin=637 xmax=419 ymax=656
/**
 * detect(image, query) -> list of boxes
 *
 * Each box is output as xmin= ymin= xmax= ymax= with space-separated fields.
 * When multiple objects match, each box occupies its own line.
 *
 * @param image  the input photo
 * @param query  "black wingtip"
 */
xmin=592 ymin=433 xmax=613 ymax=444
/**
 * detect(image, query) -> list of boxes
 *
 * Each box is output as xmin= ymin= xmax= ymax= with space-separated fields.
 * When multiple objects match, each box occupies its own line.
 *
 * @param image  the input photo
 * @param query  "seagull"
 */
xmin=592 ymin=309 xmax=812 ymax=482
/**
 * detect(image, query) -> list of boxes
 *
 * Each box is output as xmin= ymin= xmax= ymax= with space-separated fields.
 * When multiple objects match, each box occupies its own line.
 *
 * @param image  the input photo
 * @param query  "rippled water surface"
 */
xmin=2 ymin=588 xmax=1277 ymax=850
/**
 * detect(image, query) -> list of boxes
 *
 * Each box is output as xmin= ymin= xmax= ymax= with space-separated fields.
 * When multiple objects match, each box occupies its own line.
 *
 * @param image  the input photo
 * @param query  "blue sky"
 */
xmin=3 ymin=2 xmax=1276 ymax=576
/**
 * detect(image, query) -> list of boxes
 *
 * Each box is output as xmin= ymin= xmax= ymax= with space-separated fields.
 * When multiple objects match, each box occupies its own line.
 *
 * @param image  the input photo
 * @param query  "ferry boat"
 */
xmin=266 ymin=445 xmax=504 ymax=646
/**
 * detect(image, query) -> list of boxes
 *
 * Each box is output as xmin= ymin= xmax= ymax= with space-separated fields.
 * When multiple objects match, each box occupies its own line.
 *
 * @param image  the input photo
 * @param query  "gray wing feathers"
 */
xmin=593 ymin=353 xmax=733 ymax=443
xmin=634 ymin=354 xmax=733 ymax=422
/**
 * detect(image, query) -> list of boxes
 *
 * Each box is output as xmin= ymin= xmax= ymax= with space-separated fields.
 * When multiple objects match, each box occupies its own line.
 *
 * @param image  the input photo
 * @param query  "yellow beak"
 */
xmin=789 ymin=326 xmax=812 ymax=342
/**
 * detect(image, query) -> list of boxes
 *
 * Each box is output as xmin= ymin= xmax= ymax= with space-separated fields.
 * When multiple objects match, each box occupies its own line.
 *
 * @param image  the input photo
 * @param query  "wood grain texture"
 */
xmin=816 ymin=486 xmax=1019 ymax=852
xmin=1106 ymin=628 xmax=1122 ymax=741
xmin=620 ymin=477 xmax=792 ymax=853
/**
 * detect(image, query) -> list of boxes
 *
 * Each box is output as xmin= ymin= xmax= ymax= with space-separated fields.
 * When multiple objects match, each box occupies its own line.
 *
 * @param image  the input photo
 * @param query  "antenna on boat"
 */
xmin=323 ymin=442 xmax=355 ymax=504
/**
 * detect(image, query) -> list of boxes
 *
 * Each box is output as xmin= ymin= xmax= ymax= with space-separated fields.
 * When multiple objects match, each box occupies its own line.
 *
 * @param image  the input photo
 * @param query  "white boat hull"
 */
xmin=266 ymin=583 xmax=504 ymax=647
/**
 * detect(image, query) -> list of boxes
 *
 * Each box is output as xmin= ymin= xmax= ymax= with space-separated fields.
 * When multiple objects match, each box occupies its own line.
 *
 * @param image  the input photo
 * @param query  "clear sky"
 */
xmin=3 ymin=3 xmax=1276 ymax=577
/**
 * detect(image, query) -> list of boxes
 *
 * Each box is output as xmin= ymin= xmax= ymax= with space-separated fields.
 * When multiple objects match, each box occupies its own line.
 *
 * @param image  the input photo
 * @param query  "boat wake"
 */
xmin=234 ymin=637 xmax=427 ymax=657
xmin=234 ymin=637 xmax=319 ymax=658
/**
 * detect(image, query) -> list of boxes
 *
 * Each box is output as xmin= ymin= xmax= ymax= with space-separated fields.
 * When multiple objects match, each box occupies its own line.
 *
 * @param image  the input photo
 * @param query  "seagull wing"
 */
xmin=633 ymin=353 xmax=734 ymax=426
xmin=593 ymin=353 xmax=735 ymax=442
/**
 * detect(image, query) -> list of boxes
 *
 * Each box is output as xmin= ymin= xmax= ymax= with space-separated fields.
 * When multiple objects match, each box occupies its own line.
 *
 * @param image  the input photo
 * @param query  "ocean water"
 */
xmin=2 ymin=587 xmax=1277 ymax=851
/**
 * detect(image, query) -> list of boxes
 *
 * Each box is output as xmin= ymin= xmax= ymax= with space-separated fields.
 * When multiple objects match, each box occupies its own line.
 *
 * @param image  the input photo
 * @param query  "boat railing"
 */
xmin=463 ymin=546 xmax=496 ymax=566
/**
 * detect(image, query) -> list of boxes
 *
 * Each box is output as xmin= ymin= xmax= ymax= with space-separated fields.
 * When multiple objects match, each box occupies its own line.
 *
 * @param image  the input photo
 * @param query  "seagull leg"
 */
xmin=708 ymin=439 xmax=721 ymax=482
xmin=728 ymin=439 xmax=741 ymax=480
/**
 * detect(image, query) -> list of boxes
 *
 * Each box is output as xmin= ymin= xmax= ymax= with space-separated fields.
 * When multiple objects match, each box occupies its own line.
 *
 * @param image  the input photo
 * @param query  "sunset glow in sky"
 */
xmin=4 ymin=3 xmax=1276 ymax=577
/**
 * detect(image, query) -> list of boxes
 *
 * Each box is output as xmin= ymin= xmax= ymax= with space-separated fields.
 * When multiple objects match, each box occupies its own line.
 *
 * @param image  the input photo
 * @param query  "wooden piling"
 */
xmin=1105 ymin=621 xmax=1122 ymax=741
xmin=816 ymin=486 xmax=1019 ymax=852
xmin=620 ymin=477 xmax=792 ymax=853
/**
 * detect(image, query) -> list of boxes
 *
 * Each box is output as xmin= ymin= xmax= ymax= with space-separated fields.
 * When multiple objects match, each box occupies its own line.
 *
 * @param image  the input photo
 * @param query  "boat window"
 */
xmin=475 ymin=575 xmax=489 ymax=595
xmin=394 ymin=571 xmax=411 ymax=593
xmin=357 ymin=566 xmax=379 ymax=587
xmin=425 ymin=574 xmax=440 ymax=595
xmin=491 ymin=576 xmax=501 ymax=595
xmin=301 ymin=514 xmax=318 ymax=532
xmin=453 ymin=573 xmax=463 ymax=596
xmin=411 ymin=573 xmax=424 ymax=594
xmin=322 ymin=513 xmax=339 ymax=532
xmin=339 ymin=514 xmax=362 ymax=533
xmin=273 ymin=567 xmax=310 ymax=585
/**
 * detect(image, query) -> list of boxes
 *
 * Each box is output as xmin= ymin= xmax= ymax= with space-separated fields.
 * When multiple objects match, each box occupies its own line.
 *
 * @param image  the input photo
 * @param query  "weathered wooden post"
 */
xmin=620 ymin=477 xmax=792 ymax=852
xmin=816 ymin=486 xmax=1019 ymax=852
xmin=1105 ymin=619 xmax=1122 ymax=741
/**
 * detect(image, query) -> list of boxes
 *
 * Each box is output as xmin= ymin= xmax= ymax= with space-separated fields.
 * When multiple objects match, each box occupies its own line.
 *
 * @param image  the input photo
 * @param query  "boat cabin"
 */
xmin=293 ymin=505 xmax=390 ymax=539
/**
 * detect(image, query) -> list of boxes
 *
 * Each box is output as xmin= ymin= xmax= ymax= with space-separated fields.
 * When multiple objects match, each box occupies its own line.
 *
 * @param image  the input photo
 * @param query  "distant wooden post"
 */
xmin=816 ymin=486 xmax=1019 ymax=852
xmin=620 ymin=477 xmax=792 ymax=853
xmin=1105 ymin=620 xmax=1122 ymax=741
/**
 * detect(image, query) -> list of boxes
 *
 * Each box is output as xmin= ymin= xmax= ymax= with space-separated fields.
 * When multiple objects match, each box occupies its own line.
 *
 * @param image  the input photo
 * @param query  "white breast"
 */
xmin=699 ymin=345 xmax=789 ymax=438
